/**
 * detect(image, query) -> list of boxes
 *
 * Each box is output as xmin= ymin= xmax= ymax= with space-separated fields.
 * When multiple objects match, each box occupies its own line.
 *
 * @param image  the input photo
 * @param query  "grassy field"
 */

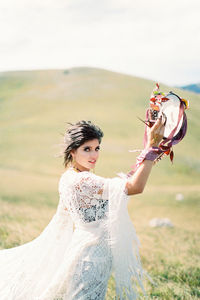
xmin=0 ymin=67 xmax=199 ymax=299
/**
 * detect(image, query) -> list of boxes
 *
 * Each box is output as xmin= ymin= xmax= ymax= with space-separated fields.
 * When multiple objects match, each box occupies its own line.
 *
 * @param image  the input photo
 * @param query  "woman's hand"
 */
xmin=146 ymin=114 xmax=166 ymax=148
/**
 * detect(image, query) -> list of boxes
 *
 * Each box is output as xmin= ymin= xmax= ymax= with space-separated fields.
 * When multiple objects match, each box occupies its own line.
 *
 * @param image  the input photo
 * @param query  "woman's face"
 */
xmin=71 ymin=139 xmax=100 ymax=171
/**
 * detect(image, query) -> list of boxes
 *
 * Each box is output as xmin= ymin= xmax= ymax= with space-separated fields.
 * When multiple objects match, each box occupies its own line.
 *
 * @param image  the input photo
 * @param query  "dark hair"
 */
xmin=63 ymin=120 xmax=104 ymax=168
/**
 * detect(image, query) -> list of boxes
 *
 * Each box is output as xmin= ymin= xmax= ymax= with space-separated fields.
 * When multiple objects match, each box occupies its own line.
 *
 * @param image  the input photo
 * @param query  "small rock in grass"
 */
xmin=149 ymin=218 xmax=174 ymax=228
xmin=175 ymin=193 xmax=184 ymax=201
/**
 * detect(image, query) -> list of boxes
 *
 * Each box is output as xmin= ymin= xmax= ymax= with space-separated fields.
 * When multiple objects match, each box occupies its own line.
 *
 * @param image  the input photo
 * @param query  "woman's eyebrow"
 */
xmin=83 ymin=145 xmax=99 ymax=149
xmin=83 ymin=145 xmax=91 ymax=149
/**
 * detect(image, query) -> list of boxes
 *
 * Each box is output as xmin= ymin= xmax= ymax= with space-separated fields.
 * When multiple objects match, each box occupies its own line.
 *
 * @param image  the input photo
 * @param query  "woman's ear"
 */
xmin=70 ymin=149 xmax=75 ymax=159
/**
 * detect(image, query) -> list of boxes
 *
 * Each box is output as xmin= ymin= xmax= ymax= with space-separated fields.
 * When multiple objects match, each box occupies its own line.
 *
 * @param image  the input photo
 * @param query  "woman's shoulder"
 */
xmin=60 ymin=168 xmax=128 ymax=184
xmin=59 ymin=168 xmax=109 ymax=189
xmin=61 ymin=167 xmax=129 ymax=187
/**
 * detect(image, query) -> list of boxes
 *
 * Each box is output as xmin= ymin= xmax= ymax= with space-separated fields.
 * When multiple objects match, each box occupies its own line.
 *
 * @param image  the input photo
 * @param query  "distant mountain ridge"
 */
xmin=180 ymin=83 xmax=200 ymax=94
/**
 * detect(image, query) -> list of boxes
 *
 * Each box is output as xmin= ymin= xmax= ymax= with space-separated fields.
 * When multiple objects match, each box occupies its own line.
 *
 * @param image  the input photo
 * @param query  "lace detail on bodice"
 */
xmin=58 ymin=169 xmax=109 ymax=225
xmin=78 ymin=199 xmax=108 ymax=223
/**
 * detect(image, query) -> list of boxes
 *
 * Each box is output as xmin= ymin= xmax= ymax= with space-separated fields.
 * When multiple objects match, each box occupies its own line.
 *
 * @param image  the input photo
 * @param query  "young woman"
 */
xmin=0 ymin=118 xmax=165 ymax=300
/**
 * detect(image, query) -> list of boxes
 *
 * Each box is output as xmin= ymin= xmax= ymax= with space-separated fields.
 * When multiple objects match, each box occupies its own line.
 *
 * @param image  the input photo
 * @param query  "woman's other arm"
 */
xmin=126 ymin=116 xmax=165 ymax=195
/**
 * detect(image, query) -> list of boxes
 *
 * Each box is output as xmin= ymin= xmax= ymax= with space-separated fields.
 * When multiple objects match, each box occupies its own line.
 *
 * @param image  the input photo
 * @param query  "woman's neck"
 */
xmin=69 ymin=164 xmax=91 ymax=173
xmin=72 ymin=166 xmax=82 ymax=172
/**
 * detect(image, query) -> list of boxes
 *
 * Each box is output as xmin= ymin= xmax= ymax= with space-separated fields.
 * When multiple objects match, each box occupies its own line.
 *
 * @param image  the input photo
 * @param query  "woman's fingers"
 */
xmin=146 ymin=112 xmax=166 ymax=147
xmin=151 ymin=114 xmax=166 ymax=142
xmin=151 ymin=116 xmax=162 ymax=131
xmin=153 ymin=114 xmax=166 ymax=131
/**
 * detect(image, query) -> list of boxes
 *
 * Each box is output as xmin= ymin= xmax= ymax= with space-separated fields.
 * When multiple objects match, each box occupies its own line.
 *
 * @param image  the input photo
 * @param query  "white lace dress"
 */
xmin=0 ymin=168 xmax=147 ymax=300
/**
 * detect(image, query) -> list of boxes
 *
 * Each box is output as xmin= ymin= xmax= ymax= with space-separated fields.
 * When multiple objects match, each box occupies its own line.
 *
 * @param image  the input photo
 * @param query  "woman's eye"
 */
xmin=83 ymin=147 xmax=100 ymax=152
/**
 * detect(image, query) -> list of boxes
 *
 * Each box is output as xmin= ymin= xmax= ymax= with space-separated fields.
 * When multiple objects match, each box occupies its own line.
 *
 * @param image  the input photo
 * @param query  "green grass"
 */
xmin=0 ymin=67 xmax=200 ymax=299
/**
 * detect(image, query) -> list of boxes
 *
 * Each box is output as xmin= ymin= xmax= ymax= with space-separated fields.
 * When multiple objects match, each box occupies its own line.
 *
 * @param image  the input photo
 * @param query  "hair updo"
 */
xmin=63 ymin=120 xmax=104 ymax=168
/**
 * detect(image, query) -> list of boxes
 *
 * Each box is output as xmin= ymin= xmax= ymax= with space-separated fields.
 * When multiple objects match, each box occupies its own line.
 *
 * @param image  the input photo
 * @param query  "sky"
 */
xmin=0 ymin=0 xmax=200 ymax=86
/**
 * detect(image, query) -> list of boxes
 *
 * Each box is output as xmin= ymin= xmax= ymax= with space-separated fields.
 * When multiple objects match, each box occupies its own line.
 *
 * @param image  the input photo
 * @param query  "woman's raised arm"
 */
xmin=126 ymin=116 xmax=165 ymax=195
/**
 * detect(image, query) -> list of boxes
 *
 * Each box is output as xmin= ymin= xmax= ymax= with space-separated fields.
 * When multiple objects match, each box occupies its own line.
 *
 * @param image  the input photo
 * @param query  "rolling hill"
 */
xmin=0 ymin=67 xmax=199 ymax=299
xmin=0 ymin=67 xmax=199 ymax=190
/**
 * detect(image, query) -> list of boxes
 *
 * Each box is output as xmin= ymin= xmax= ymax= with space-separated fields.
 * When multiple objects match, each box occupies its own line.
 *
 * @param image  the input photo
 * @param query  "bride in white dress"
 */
xmin=0 ymin=119 xmax=165 ymax=300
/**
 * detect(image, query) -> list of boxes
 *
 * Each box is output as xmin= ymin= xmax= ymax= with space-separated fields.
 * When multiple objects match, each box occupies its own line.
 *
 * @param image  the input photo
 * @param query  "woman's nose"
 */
xmin=90 ymin=151 xmax=98 ymax=159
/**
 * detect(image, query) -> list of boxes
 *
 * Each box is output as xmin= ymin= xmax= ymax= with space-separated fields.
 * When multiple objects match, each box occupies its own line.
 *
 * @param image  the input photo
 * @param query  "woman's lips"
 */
xmin=89 ymin=160 xmax=96 ymax=164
